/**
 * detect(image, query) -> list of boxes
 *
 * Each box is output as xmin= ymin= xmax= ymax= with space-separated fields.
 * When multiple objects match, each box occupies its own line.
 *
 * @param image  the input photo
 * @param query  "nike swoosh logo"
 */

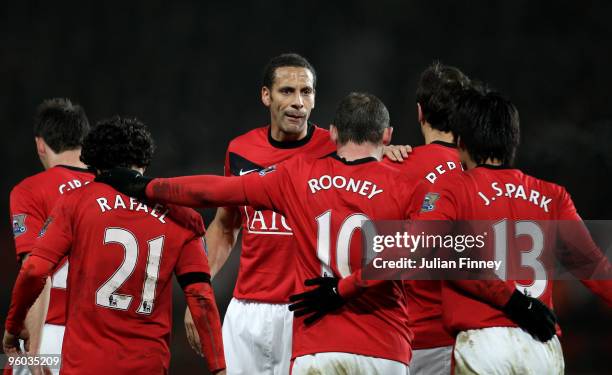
xmin=239 ymin=168 xmax=259 ymax=176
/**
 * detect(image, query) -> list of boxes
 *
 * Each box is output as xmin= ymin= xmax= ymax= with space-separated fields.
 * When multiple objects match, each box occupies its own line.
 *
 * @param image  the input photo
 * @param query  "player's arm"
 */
xmin=207 ymin=207 xmax=242 ymax=277
xmin=96 ymin=165 xmax=289 ymax=215
xmin=175 ymin=236 xmax=225 ymax=373
xmin=184 ymin=206 xmax=241 ymax=355
xmin=4 ymin=196 xmax=74 ymax=354
xmin=19 ymin=254 xmax=51 ymax=355
xmin=9 ymin=187 xmax=51 ymax=355
xmin=555 ymin=190 xmax=612 ymax=306
xmin=3 ymin=255 xmax=59 ymax=354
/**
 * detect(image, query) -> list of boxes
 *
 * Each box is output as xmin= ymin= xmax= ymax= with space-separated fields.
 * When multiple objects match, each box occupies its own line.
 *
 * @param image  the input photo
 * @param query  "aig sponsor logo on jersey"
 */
xmin=12 ymin=214 xmax=27 ymax=237
xmin=244 ymin=207 xmax=293 ymax=235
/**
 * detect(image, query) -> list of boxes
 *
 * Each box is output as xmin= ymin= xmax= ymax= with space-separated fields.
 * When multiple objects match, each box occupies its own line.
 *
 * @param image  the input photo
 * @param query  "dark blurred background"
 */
xmin=1 ymin=1 xmax=611 ymax=374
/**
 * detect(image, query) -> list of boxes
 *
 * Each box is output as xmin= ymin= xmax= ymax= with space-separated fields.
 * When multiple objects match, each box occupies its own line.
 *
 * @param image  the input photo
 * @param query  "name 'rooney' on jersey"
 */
xmin=307 ymin=175 xmax=384 ymax=199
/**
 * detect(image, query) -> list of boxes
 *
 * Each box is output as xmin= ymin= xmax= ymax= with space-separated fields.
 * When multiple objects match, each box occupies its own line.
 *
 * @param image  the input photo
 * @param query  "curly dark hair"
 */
xmin=34 ymin=98 xmax=90 ymax=153
xmin=80 ymin=116 xmax=155 ymax=171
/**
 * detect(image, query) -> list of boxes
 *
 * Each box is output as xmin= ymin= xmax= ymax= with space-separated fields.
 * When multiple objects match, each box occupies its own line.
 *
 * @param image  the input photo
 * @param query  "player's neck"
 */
xmin=269 ymin=124 xmax=308 ymax=142
xmin=336 ymin=142 xmax=382 ymax=162
xmin=464 ymin=157 xmax=503 ymax=170
xmin=46 ymin=149 xmax=87 ymax=170
xmin=422 ymin=125 xmax=454 ymax=145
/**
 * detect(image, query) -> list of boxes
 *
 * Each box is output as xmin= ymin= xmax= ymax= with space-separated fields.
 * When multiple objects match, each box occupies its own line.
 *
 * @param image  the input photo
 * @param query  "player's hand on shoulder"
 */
xmin=289 ymin=276 xmax=345 ymax=324
xmin=95 ymin=167 xmax=153 ymax=200
xmin=383 ymin=144 xmax=413 ymax=162
xmin=502 ymin=289 xmax=557 ymax=342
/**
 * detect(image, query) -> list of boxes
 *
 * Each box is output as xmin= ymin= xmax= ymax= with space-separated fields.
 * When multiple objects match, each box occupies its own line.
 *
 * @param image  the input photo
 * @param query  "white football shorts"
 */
xmin=293 ymin=352 xmax=409 ymax=375
xmin=222 ymin=298 xmax=293 ymax=375
xmin=453 ymin=326 xmax=563 ymax=375
xmin=410 ymin=345 xmax=452 ymax=375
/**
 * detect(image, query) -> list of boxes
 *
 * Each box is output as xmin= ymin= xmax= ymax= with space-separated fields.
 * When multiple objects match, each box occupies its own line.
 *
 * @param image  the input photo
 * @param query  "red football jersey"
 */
xmin=385 ymin=141 xmax=462 ymax=349
xmin=224 ymin=124 xmax=335 ymax=302
xmin=416 ymin=165 xmax=612 ymax=334
xmin=29 ymin=182 xmax=210 ymax=374
xmin=243 ymin=153 xmax=416 ymax=364
xmin=9 ymin=165 xmax=94 ymax=325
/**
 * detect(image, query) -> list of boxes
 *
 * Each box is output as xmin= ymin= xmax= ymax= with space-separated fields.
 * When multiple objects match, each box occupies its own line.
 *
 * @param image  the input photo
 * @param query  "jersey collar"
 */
xmin=57 ymin=164 xmax=96 ymax=174
xmin=267 ymin=122 xmax=315 ymax=149
xmin=328 ymin=152 xmax=378 ymax=165
xmin=476 ymin=164 xmax=513 ymax=170
xmin=431 ymin=140 xmax=457 ymax=148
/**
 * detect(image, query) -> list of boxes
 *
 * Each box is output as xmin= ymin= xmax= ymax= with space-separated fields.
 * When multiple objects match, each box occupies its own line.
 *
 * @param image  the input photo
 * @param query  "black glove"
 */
xmin=502 ymin=289 xmax=557 ymax=342
xmin=288 ymin=277 xmax=345 ymax=325
xmin=95 ymin=167 xmax=153 ymax=201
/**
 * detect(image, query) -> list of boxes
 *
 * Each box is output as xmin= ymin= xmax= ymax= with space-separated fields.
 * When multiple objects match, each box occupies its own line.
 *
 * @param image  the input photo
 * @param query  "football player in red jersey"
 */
xmin=196 ymin=53 xmax=335 ymax=375
xmin=384 ymin=63 xmax=471 ymax=375
xmin=414 ymin=89 xmax=612 ymax=374
xmin=3 ymin=117 xmax=226 ymax=375
xmin=7 ymin=98 xmax=93 ymax=375
xmin=97 ymin=92 xmax=420 ymax=373
xmin=185 ymin=53 xmax=411 ymax=374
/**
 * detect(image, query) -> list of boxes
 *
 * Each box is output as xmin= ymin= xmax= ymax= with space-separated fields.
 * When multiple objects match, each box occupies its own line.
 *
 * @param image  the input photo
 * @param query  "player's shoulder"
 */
xmin=12 ymin=166 xmax=94 ymax=193
xmin=227 ymin=125 xmax=269 ymax=151
xmin=310 ymin=124 xmax=331 ymax=140
xmin=163 ymin=205 xmax=206 ymax=238
xmin=520 ymin=171 xmax=569 ymax=198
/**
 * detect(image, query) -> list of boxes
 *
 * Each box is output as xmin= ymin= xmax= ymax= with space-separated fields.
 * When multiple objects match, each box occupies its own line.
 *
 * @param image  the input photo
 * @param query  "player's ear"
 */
xmin=457 ymin=136 xmax=466 ymax=151
xmin=261 ymin=86 xmax=271 ymax=107
xmin=35 ymin=137 xmax=46 ymax=157
xmin=329 ymin=125 xmax=338 ymax=143
xmin=417 ymin=103 xmax=424 ymax=125
xmin=382 ymin=126 xmax=393 ymax=145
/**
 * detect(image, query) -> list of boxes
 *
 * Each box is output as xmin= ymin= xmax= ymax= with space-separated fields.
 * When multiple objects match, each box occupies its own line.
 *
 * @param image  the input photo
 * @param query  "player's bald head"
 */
xmin=333 ymin=92 xmax=390 ymax=145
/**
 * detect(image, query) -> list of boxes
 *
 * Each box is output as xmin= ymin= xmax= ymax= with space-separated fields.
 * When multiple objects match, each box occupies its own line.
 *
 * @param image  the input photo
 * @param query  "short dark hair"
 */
xmin=333 ymin=92 xmax=390 ymax=145
xmin=80 ymin=116 xmax=155 ymax=171
xmin=33 ymin=98 xmax=90 ymax=153
xmin=451 ymin=89 xmax=520 ymax=166
xmin=416 ymin=62 xmax=472 ymax=132
xmin=262 ymin=53 xmax=317 ymax=89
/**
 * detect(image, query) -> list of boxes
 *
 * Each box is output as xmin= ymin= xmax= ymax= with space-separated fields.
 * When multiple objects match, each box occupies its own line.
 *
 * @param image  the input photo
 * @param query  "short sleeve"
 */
xmin=242 ymin=161 xmax=292 ymax=215
xmin=10 ymin=185 xmax=47 ymax=259
xmin=175 ymin=236 xmax=211 ymax=276
xmin=29 ymin=195 xmax=75 ymax=264
xmin=555 ymin=187 xmax=580 ymax=221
